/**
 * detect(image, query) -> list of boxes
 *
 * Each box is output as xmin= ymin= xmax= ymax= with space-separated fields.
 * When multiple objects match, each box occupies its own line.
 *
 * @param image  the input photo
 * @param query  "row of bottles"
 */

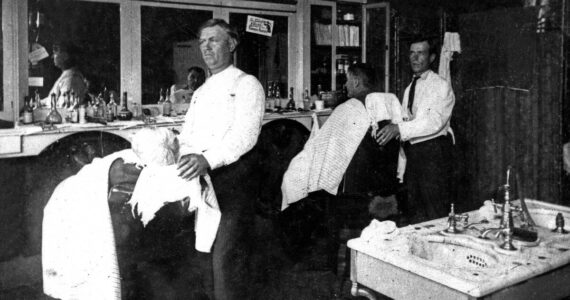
xmin=264 ymin=82 xmax=314 ymax=112
xmin=157 ymin=88 xmax=173 ymax=116
xmin=23 ymin=91 xmax=134 ymax=125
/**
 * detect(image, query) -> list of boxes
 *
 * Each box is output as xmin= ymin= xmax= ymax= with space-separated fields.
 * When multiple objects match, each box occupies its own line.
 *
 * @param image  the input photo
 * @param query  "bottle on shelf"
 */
xmin=303 ymin=88 xmax=311 ymax=111
xmin=274 ymin=82 xmax=282 ymax=110
xmin=33 ymin=89 xmax=41 ymax=109
xmin=79 ymin=104 xmax=86 ymax=124
xmin=46 ymin=93 xmax=62 ymax=124
xmin=97 ymin=92 xmax=107 ymax=119
xmin=22 ymin=96 xmax=34 ymax=124
xmin=108 ymin=93 xmax=117 ymax=121
xmin=117 ymin=91 xmax=133 ymax=121
xmin=286 ymin=87 xmax=296 ymax=110
xmin=70 ymin=97 xmax=79 ymax=123
xmin=157 ymin=88 xmax=165 ymax=104
xmin=163 ymin=88 xmax=172 ymax=116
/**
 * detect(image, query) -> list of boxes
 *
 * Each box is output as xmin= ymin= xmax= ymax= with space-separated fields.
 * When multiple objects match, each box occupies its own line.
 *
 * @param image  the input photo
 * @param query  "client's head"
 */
xmin=131 ymin=127 xmax=179 ymax=167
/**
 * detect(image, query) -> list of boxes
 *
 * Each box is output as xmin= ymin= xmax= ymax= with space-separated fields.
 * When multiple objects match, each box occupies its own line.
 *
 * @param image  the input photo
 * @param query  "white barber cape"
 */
xmin=281 ymin=93 xmax=402 ymax=210
xmin=43 ymin=149 xmax=139 ymax=300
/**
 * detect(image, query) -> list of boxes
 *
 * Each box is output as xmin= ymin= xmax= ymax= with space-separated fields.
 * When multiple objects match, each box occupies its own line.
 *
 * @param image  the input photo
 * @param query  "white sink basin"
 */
xmin=408 ymin=235 xmax=499 ymax=271
xmin=348 ymin=199 xmax=570 ymax=298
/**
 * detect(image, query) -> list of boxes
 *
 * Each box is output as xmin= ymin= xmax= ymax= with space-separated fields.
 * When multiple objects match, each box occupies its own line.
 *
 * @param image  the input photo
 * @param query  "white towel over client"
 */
xmin=127 ymin=127 xmax=221 ymax=253
xmin=43 ymin=149 xmax=139 ymax=300
xmin=281 ymin=93 xmax=402 ymax=210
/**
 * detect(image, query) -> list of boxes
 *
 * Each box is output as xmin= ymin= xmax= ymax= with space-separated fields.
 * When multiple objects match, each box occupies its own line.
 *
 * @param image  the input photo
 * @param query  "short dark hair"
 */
xmin=347 ymin=63 xmax=377 ymax=90
xmin=409 ymin=35 xmax=439 ymax=57
xmin=188 ymin=66 xmax=206 ymax=86
xmin=198 ymin=19 xmax=240 ymax=46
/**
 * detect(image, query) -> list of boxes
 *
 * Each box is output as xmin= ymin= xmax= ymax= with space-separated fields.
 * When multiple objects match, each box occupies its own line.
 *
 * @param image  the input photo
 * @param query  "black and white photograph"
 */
xmin=0 ymin=0 xmax=569 ymax=299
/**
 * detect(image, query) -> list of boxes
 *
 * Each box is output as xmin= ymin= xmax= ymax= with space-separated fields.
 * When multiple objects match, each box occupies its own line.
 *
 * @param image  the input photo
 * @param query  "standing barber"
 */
xmin=376 ymin=36 xmax=455 ymax=224
xmin=177 ymin=19 xmax=265 ymax=299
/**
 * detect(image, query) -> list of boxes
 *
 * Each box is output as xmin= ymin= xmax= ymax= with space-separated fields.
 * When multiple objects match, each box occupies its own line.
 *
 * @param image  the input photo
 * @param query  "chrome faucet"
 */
xmin=480 ymin=167 xmax=519 ymax=250
xmin=445 ymin=203 xmax=469 ymax=234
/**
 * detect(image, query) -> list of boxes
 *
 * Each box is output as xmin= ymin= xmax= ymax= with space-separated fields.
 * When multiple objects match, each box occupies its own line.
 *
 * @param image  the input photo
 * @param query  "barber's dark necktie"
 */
xmin=407 ymin=75 xmax=420 ymax=113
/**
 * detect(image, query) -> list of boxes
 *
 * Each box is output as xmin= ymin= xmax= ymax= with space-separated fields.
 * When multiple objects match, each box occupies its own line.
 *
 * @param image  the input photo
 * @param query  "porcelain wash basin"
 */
xmin=408 ymin=235 xmax=499 ymax=271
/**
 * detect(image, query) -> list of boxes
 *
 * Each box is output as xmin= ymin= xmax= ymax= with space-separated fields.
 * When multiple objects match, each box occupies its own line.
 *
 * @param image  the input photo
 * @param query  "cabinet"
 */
xmin=302 ymin=0 xmax=390 ymax=99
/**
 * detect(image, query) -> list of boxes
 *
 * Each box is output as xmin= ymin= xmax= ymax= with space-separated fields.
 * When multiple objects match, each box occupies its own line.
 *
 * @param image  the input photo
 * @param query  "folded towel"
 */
xmin=360 ymin=220 xmax=400 ymax=242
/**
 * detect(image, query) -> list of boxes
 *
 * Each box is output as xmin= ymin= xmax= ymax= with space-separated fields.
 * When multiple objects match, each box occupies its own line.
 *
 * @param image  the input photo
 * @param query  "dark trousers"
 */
xmin=403 ymin=135 xmax=453 ymax=224
xmin=207 ymin=150 xmax=257 ymax=300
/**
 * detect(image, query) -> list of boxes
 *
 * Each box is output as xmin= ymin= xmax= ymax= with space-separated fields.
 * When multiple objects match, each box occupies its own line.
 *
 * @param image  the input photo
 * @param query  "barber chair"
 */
xmin=335 ymin=120 xmax=401 ymax=289
xmin=107 ymin=158 xmax=196 ymax=299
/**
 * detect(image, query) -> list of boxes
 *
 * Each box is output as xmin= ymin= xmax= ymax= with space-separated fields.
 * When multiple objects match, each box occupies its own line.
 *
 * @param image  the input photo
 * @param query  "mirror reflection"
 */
xmin=141 ymin=6 xmax=212 ymax=105
xmin=27 ymin=0 xmax=120 ymax=105
xmin=229 ymin=13 xmax=289 ymax=96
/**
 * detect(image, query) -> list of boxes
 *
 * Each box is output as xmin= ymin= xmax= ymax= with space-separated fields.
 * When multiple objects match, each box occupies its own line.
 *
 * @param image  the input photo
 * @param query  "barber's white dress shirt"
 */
xmin=178 ymin=65 xmax=265 ymax=169
xmin=398 ymin=69 xmax=455 ymax=144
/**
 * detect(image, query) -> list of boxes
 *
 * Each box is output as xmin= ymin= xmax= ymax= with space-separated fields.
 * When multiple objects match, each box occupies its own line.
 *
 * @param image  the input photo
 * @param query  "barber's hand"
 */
xmin=177 ymin=153 xmax=210 ymax=180
xmin=375 ymin=124 xmax=400 ymax=146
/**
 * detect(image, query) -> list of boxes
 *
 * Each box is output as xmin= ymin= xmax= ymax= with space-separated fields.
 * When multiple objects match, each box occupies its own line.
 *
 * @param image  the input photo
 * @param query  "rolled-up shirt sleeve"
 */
xmin=202 ymin=76 xmax=265 ymax=169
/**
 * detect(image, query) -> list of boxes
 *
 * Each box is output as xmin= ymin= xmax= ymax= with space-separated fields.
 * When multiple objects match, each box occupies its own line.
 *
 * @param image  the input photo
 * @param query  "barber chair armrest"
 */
xmin=108 ymin=183 xmax=136 ymax=206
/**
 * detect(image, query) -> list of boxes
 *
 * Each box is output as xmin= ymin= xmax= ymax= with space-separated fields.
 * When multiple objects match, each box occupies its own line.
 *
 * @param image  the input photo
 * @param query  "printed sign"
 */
xmin=29 ymin=77 xmax=44 ymax=87
xmin=29 ymin=43 xmax=49 ymax=65
xmin=246 ymin=15 xmax=274 ymax=37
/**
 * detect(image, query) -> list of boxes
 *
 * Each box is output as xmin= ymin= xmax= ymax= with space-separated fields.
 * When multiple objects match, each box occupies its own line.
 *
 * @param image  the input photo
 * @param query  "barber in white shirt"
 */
xmin=177 ymin=19 xmax=264 ymax=300
xmin=376 ymin=36 xmax=455 ymax=224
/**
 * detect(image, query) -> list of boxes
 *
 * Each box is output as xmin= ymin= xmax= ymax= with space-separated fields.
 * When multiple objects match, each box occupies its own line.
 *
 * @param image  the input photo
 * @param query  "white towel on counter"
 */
xmin=281 ymin=94 xmax=402 ymax=210
xmin=43 ymin=149 xmax=140 ymax=300
xmin=128 ymin=165 xmax=220 ymax=253
xmin=438 ymin=32 xmax=461 ymax=83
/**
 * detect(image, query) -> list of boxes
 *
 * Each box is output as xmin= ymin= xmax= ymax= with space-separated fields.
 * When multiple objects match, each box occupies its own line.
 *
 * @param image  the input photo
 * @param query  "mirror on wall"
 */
xmin=141 ymin=6 xmax=212 ymax=105
xmin=27 ymin=0 xmax=120 ymax=102
xmin=229 ymin=13 xmax=289 ymax=96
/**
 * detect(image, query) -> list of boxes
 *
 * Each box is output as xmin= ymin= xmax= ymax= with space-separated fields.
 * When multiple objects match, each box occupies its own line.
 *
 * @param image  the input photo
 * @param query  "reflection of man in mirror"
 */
xmin=171 ymin=66 xmax=206 ymax=103
xmin=41 ymin=41 xmax=87 ymax=108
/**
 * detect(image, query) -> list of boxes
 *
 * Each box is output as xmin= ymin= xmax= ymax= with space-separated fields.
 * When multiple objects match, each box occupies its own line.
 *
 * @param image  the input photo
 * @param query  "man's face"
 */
xmin=409 ymin=41 xmax=434 ymax=75
xmin=187 ymin=70 xmax=201 ymax=90
xmin=199 ymin=26 xmax=235 ymax=74
xmin=53 ymin=50 xmax=68 ymax=69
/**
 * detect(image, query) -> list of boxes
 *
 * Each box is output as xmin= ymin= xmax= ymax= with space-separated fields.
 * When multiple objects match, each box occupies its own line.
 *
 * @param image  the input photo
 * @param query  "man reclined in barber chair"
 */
xmin=43 ymin=127 xmax=219 ymax=300
xmin=280 ymin=63 xmax=403 ymax=270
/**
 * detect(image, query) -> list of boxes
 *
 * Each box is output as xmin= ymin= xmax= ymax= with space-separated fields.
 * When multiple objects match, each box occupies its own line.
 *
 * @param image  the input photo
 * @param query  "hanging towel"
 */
xmin=438 ymin=32 xmax=461 ymax=83
xmin=43 ymin=149 xmax=140 ymax=300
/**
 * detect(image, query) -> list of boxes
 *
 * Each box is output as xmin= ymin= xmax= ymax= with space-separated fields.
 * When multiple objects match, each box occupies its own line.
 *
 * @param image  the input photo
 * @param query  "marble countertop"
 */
xmin=348 ymin=200 xmax=570 ymax=297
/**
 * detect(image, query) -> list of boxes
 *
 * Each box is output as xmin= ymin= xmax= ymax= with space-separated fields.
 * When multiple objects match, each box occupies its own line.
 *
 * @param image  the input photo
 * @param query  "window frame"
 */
xmin=1 ymin=0 xmax=297 ymax=122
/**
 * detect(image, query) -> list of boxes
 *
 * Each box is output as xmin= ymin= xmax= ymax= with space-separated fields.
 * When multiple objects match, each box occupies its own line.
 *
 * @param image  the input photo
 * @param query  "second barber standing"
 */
xmin=376 ymin=36 xmax=455 ymax=224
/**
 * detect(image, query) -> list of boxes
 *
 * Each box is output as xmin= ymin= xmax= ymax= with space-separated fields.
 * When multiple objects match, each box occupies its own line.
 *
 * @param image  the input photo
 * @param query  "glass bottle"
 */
xmin=157 ymin=88 xmax=165 ymax=104
xmin=274 ymin=82 xmax=282 ymax=110
xmin=22 ymin=96 xmax=34 ymax=124
xmin=163 ymin=88 xmax=172 ymax=116
xmin=286 ymin=87 xmax=296 ymax=110
xmin=303 ymin=88 xmax=311 ymax=111
xmin=46 ymin=93 xmax=62 ymax=124
xmin=33 ymin=89 xmax=41 ymax=109
xmin=117 ymin=91 xmax=133 ymax=121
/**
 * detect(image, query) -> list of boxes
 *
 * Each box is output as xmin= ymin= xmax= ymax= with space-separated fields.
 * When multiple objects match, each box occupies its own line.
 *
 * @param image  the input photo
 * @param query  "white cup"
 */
xmin=315 ymin=100 xmax=325 ymax=111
